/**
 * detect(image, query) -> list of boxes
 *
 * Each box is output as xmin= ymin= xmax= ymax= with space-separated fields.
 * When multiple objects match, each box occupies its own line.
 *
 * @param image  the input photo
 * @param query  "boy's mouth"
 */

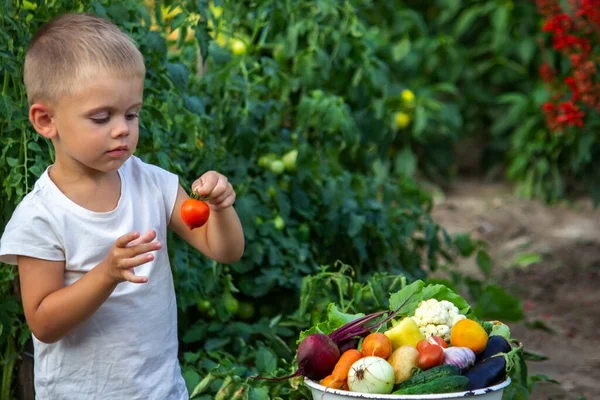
xmin=106 ymin=145 xmax=129 ymax=157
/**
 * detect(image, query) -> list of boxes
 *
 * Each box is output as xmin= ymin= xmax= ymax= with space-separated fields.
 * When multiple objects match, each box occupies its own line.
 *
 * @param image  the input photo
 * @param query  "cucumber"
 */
xmin=395 ymin=364 xmax=461 ymax=389
xmin=392 ymin=375 xmax=469 ymax=395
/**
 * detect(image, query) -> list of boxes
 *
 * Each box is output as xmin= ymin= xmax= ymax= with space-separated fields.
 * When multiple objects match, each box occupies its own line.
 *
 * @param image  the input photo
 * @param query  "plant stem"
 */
xmin=1 ymin=336 xmax=16 ymax=400
xmin=2 ymin=73 xmax=8 ymax=96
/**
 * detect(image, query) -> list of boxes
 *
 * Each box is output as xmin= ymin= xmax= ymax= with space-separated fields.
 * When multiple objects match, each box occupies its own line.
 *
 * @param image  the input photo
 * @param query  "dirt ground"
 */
xmin=430 ymin=179 xmax=600 ymax=400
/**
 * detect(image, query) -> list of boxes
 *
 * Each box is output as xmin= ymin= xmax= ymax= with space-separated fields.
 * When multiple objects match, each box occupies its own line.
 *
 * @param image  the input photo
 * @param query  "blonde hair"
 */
xmin=24 ymin=13 xmax=146 ymax=105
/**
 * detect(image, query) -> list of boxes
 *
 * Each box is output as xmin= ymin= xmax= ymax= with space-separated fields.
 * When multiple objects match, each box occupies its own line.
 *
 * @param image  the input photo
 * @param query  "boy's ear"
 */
xmin=29 ymin=103 xmax=57 ymax=139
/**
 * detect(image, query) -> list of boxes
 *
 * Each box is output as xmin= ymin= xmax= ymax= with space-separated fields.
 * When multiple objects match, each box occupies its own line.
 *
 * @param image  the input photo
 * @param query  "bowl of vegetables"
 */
xmin=257 ymin=279 xmax=524 ymax=399
xmin=304 ymin=376 xmax=511 ymax=400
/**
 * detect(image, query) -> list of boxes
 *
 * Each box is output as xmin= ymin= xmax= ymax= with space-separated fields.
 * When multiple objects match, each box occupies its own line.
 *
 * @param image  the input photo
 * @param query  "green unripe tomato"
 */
xmin=299 ymin=223 xmax=310 ymax=241
xmin=269 ymin=160 xmax=285 ymax=175
xmin=236 ymin=301 xmax=256 ymax=320
xmin=282 ymin=149 xmax=298 ymax=171
xmin=196 ymin=299 xmax=211 ymax=313
xmin=223 ymin=292 xmax=239 ymax=314
xmin=258 ymin=153 xmax=276 ymax=168
xmin=230 ymin=39 xmax=247 ymax=55
xmin=273 ymin=215 xmax=285 ymax=230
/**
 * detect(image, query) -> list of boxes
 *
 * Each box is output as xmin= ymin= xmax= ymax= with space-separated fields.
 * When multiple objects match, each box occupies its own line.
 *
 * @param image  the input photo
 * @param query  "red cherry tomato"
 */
xmin=417 ymin=336 xmax=448 ymax=352
xmin=181 ymin=198 xmax=210 ymax=229
xmin=429 ymin=335 xmax=448 ymax=348
xmin=417 ymin=339 xmax=445 ymax=370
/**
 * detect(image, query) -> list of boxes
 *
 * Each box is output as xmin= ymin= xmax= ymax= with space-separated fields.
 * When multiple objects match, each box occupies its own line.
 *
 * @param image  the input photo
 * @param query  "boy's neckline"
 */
xmin=44 ymin=163 xmax=126 ymax=216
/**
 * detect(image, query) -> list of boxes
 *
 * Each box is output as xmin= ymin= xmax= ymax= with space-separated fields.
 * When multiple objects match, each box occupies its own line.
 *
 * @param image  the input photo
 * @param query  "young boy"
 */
xmin=0 ymin=12 xmax=244 ymax=400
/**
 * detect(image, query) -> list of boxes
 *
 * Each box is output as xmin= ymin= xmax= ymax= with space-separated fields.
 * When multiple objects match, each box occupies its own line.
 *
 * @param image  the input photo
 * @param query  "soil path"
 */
xmin=430 ymin=180 xmax=600 ymax=400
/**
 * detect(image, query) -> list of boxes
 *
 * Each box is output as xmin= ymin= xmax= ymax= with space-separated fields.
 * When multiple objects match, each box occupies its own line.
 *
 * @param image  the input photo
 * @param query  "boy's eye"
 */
xmin=126 ymin=113 xmax=139 ymax=121
xmin=90 ymin=116 xmax=110 ymax=124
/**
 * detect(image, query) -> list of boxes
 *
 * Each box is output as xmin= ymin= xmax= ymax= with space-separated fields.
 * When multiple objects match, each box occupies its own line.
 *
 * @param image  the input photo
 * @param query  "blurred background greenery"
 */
xmin=1 ymin=0 xmax=598 ymax=398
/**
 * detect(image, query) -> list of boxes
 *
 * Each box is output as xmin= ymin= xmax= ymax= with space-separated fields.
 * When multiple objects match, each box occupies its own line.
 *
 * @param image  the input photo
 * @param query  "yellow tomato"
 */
xmin=450 ymin=319 xmax=489 ymax=354
xmin=401 ymin=89 xmax=415 ymax=104
xmin=394 ymin=111 xmax=411 ymax=129
xmin=209 ymin=3 xmax=223 ymax=19
xmin=230 ymin=39 xmax=247 ymax=55
xmin=213 ymin=33 xmax=228 ymax=48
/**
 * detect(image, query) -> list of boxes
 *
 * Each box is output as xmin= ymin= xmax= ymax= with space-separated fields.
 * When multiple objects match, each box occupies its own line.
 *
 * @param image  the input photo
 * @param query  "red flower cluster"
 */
xmin=536 ymin=0 xmax=600 ymax=132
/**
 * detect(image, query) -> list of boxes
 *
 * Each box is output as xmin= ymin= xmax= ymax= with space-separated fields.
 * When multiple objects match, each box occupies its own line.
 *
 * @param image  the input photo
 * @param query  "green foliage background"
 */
xmin=0 ymin=0 xmax=570 ymax=398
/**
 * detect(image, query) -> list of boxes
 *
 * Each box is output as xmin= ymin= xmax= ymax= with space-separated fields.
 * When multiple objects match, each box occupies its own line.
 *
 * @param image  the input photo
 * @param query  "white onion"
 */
xmin=347 ymin=356 xmax=395 ymax=394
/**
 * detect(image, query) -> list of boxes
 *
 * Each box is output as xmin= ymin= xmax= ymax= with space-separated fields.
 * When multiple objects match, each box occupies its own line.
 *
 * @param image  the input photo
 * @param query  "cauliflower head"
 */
xmin=410 ymin=298 xmax=466 ymax=342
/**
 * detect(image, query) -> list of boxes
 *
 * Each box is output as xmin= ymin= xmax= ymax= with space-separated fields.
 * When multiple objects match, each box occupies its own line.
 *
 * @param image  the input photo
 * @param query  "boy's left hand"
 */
xmin=191 ymin=171 xmax=236 ymax=211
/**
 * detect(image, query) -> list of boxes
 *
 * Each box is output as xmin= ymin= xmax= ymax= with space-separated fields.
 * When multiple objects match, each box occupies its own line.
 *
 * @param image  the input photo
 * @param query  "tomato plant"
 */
xmin=0 ymin=0 xmax=535 ymax=398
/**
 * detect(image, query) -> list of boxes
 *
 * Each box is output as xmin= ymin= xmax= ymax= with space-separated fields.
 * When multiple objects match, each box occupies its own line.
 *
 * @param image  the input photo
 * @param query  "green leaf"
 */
xmin=412 ymin=105 xmax=427 ymax=138
xmin=184 ymin=352 xmax=200 ymax=363
xmin=476 ymin=250 xmax=492 ymax=278
xmin=394 ymin=147 xmax=416 ymax=177
xmin=389 ymin=280 xmax=471 ymax=317
xmin=474 ymin=285 xmax=523 ymax=322
xmin=524 ymin=319 xmax=556 ymax=334
xmin=182 ymin=369 xmax=201 ymax=395
xmin=255 ymin=347 xmax=277 ymax=374
xmin=492 ymin=7 xmax=509 ymax=50
xmin=391 ymin=37 xmax=411 ymax=62
xmin=6 ymin=157 xmax=18 ymax=167
xmin=145 ymin=31 xmax=167 ymax=60
xmin=298 ymin=303 xmax=365 ymax=343
xmin=512 ymin=253 xmax=541 ymax=268
xmin=504 ymin=351 xmax=530 ymax=400
xmin=0 ymin=95 xmax=12 ymax=120
xmin=107 ymin=2 xmax=129 ymax=22
xmin=347 ymin=214 xmax=366 ymax=237
xmin=183 ymin=95 xmax=205 ymax=115
xmin=528 ymin=374 xmax=560 ymax=386
xmin=194 ymin=21 xmax=211 ymax=61
xmin=522 ymin=349 xmax=549 ymax=361
xmin=454 ymin=5 xmax=486 ymax=38
xmin=454 ymin=233 xmax=476 ymax=257
xmin=248 ymin=387 xmax=270 ymax=400
xmin=167 ymin=62 xmax=190 ymax=91
xmin=27 ymin=141 xmax=42 ymax=152
xmin=182 ymin=323 xmax=208 ymax=343
xmin=203 ymin=337 xmax=231 ymax=351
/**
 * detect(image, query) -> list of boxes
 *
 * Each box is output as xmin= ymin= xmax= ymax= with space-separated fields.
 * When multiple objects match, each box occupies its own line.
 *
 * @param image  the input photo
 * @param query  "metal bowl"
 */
xmin=304 ymin=377 xmax=512 ymax=400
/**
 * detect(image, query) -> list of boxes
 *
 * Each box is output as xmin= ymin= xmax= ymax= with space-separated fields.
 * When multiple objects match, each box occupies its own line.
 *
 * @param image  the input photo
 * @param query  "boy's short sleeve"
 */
xmin=0 ymin=200 xmax=64 ymax=265
xmin=134 ymin=158 xmax=180 ymax=222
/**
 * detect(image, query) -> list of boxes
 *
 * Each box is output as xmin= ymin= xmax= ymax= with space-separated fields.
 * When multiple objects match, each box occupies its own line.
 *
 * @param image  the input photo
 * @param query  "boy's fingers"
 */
xmin=128 ymin=241 xmax=162 ymax=257
xmin=211 ymin=187 xmax=233 ymax=205
xmin=120 ymin=253 xmax=155 ymax=269
xmin=193 ymin=174 xmax=217 ymax=197
xmin=115 ymin=232 xmax=141 ymax=248
xmin=212 ymin=195 xmax=235 ymax=211
xmin=126 ymin=230 xmax=157 ymax=248
xmin=122 ymin=269 xmax=148 ymax=284
xmin=218 ymin=195 xmax=236 ymax=210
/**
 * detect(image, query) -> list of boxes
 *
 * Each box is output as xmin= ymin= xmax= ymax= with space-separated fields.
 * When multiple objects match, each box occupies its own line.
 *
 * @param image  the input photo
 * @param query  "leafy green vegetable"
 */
xmin=389 ymin=280 xmax=471 ymax=316
xmin=298 ymin=279 xmax=473 ymax=345
xmin=298 ymin=304 xmax=365 ymax=343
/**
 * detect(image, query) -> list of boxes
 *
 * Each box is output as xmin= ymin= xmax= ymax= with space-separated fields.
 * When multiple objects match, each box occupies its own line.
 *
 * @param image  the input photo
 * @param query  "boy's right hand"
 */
xmin=101 ymin=230 xmax=162 ymax=284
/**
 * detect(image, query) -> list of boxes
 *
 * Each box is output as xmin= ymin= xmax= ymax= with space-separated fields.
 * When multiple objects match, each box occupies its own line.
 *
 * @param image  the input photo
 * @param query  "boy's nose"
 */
xmin=111 ymin=117 xmax=130 ymax=138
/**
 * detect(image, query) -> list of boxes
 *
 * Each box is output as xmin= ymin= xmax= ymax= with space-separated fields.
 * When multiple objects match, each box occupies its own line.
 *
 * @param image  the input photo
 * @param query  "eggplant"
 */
xmin=464 ymin=354 xmax=507 ymax=390
xmin=476 ymin=335 xmax=512 ymax=362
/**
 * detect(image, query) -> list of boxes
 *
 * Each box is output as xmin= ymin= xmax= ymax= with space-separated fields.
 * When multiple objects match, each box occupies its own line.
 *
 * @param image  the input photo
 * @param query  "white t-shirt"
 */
xmin=0 ymin=156 xmax=188 ymax=400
